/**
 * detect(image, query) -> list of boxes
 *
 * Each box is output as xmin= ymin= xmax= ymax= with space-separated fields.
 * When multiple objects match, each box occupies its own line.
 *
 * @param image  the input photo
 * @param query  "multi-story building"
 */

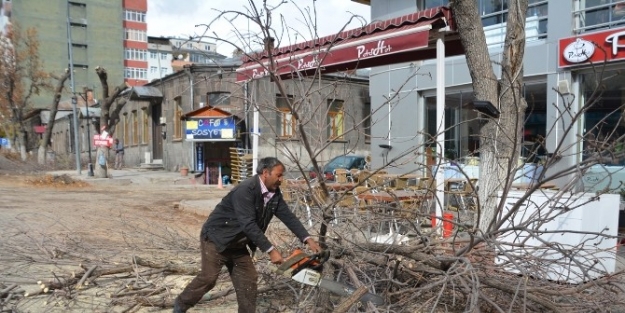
xmin=147 ymin=36 xmax=173 ymax=83
xmin=169 ymin=37 xmax=227 ymax=64
xmin=6 ymin=1 xmax=131 ymax=108
xmin=122 ymin=0 xmax=148 ymax=86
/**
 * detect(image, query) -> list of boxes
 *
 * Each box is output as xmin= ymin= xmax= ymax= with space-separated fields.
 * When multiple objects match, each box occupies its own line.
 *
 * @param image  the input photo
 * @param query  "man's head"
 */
xmin=114 ymin=139 xmax=119 ymax=144
xmin=257 ymin=157 xmax=284 ymax=191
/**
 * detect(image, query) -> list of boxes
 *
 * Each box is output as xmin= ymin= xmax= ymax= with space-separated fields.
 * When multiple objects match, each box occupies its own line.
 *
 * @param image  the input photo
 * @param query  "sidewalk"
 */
xmin=46 ymin=167 xmax=233 ymax=217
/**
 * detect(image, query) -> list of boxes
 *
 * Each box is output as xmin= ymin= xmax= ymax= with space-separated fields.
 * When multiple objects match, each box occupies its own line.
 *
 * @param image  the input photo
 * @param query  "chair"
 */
xmin=446 ymin=179 xmax=477 ymax=211
xmin=334 ymin=168 xmax=349 ymax=184
xmin=349 ymin=169 xmax=360 ymax=183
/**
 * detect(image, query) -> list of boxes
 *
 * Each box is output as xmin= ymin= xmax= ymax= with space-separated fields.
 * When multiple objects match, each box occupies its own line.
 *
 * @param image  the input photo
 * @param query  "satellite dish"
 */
xmin=177 ymin=54 xmax=183 ymax=60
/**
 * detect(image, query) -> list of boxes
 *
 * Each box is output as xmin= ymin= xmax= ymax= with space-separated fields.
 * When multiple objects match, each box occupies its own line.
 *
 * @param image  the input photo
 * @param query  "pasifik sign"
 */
xmin=559 ymin=27 xmax=625 ymax=67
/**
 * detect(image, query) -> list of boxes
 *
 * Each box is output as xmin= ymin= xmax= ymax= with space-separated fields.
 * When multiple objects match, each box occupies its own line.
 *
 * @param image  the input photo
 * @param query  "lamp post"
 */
xmin=78 ymin=92 xmax=94 ymax=176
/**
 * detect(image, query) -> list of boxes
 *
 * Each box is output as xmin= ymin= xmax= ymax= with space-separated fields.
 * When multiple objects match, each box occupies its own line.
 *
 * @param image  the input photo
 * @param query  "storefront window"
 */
xmin=581 ymin=70 xmax=625 ymax=166
xmin=425 ymin=83 xmax=547 ymax=162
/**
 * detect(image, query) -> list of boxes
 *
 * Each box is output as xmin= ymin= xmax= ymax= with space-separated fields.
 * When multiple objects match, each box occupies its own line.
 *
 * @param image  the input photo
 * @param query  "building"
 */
xmin=123 ymin=0 xmax=149 ymax=86
xmin=115 ymin=59 xmax=370 ymax=182
xmin=147 ymin=36 xmax=173 ymax=82
xmin=6 ymin=1 xmax=139 ymax=108
xmin=349 ymin=0 xmax=625 ymax=193
xmin=169 ymin=37 xmax=227 ymax=65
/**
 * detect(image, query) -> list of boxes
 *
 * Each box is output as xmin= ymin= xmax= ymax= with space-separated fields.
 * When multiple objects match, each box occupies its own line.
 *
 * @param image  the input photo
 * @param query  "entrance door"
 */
xmin=152 ymin=102 xmax=163 ymax=160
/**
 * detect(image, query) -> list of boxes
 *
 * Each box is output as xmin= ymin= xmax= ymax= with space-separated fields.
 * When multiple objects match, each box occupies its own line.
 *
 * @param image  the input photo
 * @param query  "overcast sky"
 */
xmin=146 ymin=0 xmax=371 ymax=56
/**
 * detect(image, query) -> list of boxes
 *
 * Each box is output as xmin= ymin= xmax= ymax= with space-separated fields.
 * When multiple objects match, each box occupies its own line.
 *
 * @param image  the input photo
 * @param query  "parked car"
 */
xmin=309 ymin=155 xmax=367 ymax=181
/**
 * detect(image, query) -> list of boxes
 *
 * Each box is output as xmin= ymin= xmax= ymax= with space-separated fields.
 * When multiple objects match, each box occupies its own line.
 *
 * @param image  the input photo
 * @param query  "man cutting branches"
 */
xmin=174 ymin=157 xmax=322 ymax=313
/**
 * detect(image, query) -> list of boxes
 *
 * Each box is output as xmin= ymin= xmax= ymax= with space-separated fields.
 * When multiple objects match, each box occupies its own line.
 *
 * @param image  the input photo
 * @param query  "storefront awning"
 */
xmin=236 ymin=6 xmax=460 ymax=82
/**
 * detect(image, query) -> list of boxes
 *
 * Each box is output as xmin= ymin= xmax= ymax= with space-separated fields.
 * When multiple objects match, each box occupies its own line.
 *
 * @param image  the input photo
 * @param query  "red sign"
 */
xmin=559 ymin=27 xmax=625 ymax=68
xmin=93 ymin=134 xmax=113 ymax=147
xmin=237 ymin=25 xmax=430 ymax=82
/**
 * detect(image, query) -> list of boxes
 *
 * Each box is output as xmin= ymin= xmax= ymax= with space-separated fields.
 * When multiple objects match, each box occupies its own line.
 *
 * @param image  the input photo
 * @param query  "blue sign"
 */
xmin=196 ymin=143 xmax=204 ymax=172
xmin=186 ymin=116 xmax=236 ymax=140
xmin=0 ymin=138 xmax=8 ymax=146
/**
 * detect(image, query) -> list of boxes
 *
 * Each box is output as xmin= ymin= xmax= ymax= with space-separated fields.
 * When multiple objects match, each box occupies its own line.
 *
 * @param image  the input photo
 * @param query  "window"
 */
xmin=364 ymin=100 xmax=371 ymax=143
xmin=327 ymin=99 xmax=345 ymax=140
xmin=208 ymin=92 xmax=231 ymax=106
xmin=160 ymin=52 xmax=167 ymax=59
xmin=150 ymin=51 xmax=157 ymax=59
xmin=124 ymin=29 xmax=147 ymax=42
xmin=187 ymin=43 xmax=193 ymax=49
xmin=123 ymin=113 xmax=130 ymax=145
xmin=205 ymin=45 xmax=211 ymax=51
xmin=124 ymin=67 xmax=147 ymax=79
xmin=141 ymin=109 xmax=149 ymax=144
xmin=276 ymin=95 xmax=296 ymax=138
xmin=160 ymin=67 xmax=168 ymax=75
xmin=124 ymin=10 xmax=146 ymax=22
xmin=131 ymin=110 xmax=138 ymax=145
xmin=575 ymin=0 xmax=625 ymax=33
xmin=124 ymin=48 xmax=147 ymax=61
xmin=150 ymin=66 xmax=157 ymax=73
xmin=420 ymin=0 xmax=547 ymax=45
xmin=174 ymin=97 xmax=182 ymax=139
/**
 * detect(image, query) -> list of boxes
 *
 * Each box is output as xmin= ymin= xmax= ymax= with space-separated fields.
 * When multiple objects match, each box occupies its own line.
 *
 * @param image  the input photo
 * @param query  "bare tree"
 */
xmin=0 ymin=25 xmax=49 ymax=161
xmin=37 ymin=70 xmax=70 ymax=165
xmin=93 ymin=66 xmax=129 ymax=178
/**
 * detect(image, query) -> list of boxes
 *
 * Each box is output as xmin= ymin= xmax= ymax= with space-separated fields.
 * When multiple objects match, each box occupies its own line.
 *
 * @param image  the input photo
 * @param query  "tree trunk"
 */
xmin=38 ymin=71 xmax=70 ymax=165
xmin=94 ymin=146 xmax=109 ymax=178
xmin=17 ymin=127 xmax=27 ymax=161
xmin=452 ymin=0 xmax=528 ymax=231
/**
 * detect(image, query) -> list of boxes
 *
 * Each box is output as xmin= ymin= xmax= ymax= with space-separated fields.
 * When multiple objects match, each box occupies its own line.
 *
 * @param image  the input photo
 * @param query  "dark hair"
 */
xmin=256 ymin=157 xmax=283 ymax=174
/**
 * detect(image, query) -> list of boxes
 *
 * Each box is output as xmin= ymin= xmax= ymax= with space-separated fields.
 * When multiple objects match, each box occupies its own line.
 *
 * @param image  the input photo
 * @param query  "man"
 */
xmin=113 ymin=139 xmax=124 ymax=170
xmin=174 ymin=157 xmax=321 ymax=313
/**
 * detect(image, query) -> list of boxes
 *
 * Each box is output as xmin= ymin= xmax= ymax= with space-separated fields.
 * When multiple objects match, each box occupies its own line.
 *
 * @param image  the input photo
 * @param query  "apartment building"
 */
xmin=147 ymin=36 xmax=173 ymax=82
xmin=122 ymin=0 xmax=148 ymax=86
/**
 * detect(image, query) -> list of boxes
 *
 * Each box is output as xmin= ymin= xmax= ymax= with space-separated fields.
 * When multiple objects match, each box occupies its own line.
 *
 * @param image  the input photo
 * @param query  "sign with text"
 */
xmin=559 ymin=26 xmax=625 ymax=67
xmin=185 ymin=116 xmax=236 ymax=141
xmin=93 ymin=134 xmax=113 ymax=147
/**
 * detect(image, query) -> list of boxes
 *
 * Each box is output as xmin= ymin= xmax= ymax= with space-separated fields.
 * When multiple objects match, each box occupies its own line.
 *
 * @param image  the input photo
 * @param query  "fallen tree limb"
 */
xmin=0 ymin=284 xmax=17 ymax=296
xmin=333 ymin=286 xmax=368 ymax=313
xmin=133 ymin=256 xmax=199 ymax=275
xmin=76 ymin=265 xmax=98 ymax=289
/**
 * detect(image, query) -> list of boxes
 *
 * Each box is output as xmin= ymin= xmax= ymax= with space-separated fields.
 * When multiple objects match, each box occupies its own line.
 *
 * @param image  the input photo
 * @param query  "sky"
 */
xmin=146 ymin=0 xmax=371 ymax=56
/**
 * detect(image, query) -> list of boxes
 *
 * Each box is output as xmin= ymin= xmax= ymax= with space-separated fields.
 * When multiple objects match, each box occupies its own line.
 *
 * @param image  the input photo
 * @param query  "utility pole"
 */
xmin=66 ymin=1 xmax=81 ymax=174
xmin=79 ymin=91 xmax=94 ymax=176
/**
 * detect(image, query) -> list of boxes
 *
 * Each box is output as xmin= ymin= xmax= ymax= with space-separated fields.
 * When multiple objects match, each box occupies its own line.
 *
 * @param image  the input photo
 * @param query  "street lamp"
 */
xmin=77 ymin=92 xmax=94 ymax=176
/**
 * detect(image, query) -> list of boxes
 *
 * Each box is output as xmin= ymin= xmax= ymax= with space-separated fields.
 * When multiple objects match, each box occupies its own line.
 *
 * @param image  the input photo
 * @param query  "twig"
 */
xmin=0 ymin=284 xmax=17 ymax=296
xmin=76 ymin=265 xmax=98 ymax=289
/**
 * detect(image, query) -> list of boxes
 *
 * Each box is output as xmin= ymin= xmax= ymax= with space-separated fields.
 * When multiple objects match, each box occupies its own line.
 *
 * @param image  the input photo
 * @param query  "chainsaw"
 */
xmin=274 ymin=249 xmax=385 ymax=305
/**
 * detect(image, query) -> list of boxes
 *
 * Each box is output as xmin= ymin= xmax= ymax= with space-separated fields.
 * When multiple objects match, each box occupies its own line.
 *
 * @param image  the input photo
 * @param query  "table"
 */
xmin=357 ymin=190 xmax=427 ymax=202
xmin=510 ymin=182 xmax=557 ymax=190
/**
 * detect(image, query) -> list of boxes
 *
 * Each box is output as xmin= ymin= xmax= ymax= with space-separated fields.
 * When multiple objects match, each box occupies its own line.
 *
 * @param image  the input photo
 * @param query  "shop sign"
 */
xmin=195 ymin=143 xmax=204 ymax=172
xmin=93 ymin=134 xmax=113 ymax=147
xmin=559 ymin=27 xmax=625 ymax=67
xmin=185 ymin=116 xmax=236 ymax=141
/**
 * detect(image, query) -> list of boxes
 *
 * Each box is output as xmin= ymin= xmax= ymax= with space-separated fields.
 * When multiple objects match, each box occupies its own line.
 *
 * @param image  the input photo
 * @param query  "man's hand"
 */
xmin=268 ymin=249 xmax=284 ymax=264
xmin=305 ymin=238 xmax=322 ymax=254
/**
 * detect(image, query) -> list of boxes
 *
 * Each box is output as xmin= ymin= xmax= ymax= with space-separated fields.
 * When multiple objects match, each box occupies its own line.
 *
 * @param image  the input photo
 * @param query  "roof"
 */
xmin=182 ymin=105 xmax=235 ymax=119
xmin=129 ymin=86 xmax=163 ymax=100
xmin=79 ymin=107 xmax=100 ymax=118
xmin=242 ymin=6 xmax=453 ymax=62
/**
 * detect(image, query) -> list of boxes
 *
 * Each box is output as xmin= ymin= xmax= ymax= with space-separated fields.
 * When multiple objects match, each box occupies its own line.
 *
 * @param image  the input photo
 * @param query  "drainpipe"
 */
xmin=185 ymin=67 xmax=195 ymax=172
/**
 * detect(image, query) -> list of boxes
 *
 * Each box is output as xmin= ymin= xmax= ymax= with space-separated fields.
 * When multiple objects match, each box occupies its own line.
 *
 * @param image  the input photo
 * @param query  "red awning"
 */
xmin=34 ymin=125 xmax=46 ymax=134
xmin=237 ymin=6 xmax=458 ymax=82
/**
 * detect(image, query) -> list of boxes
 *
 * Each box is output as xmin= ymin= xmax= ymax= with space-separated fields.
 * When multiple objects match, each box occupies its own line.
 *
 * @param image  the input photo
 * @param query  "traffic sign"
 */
xmin=93 ymin=134 xmax=113 ymax=147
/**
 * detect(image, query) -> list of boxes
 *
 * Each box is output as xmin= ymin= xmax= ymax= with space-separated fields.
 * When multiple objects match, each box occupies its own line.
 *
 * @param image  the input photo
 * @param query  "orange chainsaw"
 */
xmin=275 ymin=249 xmax=385 ymax=305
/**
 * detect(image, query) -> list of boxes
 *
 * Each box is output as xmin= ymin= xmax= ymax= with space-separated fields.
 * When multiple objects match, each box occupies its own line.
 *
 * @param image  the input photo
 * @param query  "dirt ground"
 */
xmin=0 ymin=154 xmax=301 ymax=312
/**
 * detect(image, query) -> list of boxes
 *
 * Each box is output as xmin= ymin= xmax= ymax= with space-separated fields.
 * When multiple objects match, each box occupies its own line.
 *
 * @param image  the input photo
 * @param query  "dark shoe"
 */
xmin=173 ymin=298 xmax=187 ymax=313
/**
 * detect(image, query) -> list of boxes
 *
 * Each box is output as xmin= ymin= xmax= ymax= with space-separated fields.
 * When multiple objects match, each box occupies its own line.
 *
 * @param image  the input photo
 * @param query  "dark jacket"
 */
xmin=201 ymin=175 xmax=310 ymax=253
